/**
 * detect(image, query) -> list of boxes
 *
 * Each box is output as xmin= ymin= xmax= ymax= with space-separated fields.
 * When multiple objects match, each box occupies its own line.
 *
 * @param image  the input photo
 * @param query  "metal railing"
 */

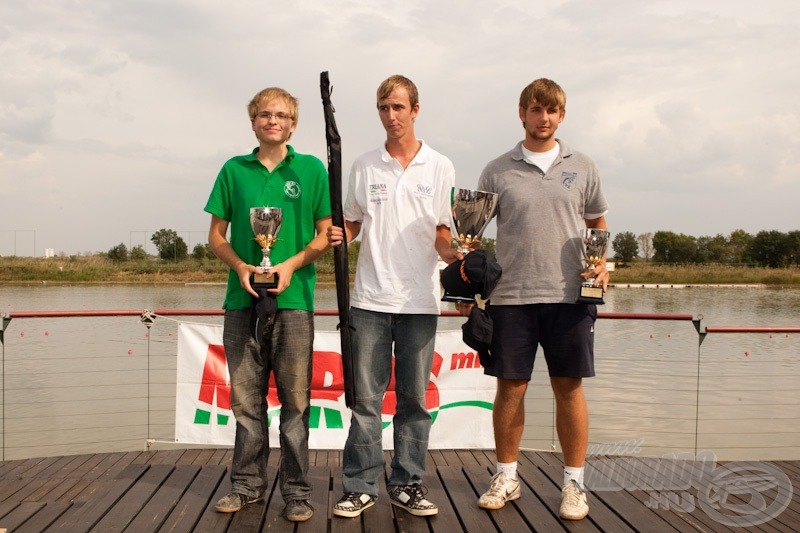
xmin=1 ymin=310 xmax=798 ymax=462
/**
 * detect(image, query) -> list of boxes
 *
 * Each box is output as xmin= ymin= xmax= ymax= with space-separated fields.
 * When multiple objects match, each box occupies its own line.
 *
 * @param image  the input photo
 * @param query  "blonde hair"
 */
xmin=519 ymin=78 xmax=566 ymax=111
xmin=247 ymin=87 xmax=299 ymax=124
xmin=376 ymin=75 xmax=419 ymax=108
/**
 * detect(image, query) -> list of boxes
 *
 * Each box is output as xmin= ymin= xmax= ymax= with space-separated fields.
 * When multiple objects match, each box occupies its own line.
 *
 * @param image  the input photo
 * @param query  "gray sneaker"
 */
xmin=333 ymin=492 xmax=376 ymax=517
xmin=214 ymin=492 xmax=262 ymax=513
xmin=388 ymin=484 xmax=438 ymax=516
xmin=284 ymin=499 xmax=314 ymax=522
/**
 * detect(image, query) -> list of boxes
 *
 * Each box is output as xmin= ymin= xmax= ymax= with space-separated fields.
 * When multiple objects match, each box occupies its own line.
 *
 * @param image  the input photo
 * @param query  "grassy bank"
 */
xmin=1 ymin=256 xmax=799 ymax=286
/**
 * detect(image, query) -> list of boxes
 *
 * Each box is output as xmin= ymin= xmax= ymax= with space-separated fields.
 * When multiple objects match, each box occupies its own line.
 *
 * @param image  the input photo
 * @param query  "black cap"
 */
xmin=441 ymin=249 xmax=502 ymax=299
xmin=462 ymin=305 xmax=493 ymax=367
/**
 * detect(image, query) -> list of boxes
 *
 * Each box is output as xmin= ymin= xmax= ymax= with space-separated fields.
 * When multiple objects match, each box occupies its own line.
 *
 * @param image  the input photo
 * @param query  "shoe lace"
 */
xmin=484 ymin=473 xmax=513 ymax=499
xmin=563 ymin=481 xmax=584 ymax=506
xmin=339 ymin=492 xmax=364 ymax=507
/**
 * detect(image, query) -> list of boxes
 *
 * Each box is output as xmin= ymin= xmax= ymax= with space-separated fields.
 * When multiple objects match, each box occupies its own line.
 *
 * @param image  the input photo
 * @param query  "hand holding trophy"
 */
xmin=577 ymin=228 xmax=610 ymax=304
xmin=250 ymin=207 xmax=283 ymax=289
xmin=441 ymin=188 xmax=498 ymax=302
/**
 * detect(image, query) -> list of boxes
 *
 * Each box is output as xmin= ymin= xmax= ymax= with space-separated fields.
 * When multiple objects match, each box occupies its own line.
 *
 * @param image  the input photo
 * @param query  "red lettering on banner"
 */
xmin=198 ymin=344 xmax=231 ymax=410
xmin=450 ymin=351 xmax=481 ymax=370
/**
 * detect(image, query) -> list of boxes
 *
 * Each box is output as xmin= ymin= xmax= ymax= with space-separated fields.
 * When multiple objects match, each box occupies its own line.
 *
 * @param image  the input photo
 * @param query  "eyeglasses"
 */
xmin=255 ymin=111 xmax=293 ymax=122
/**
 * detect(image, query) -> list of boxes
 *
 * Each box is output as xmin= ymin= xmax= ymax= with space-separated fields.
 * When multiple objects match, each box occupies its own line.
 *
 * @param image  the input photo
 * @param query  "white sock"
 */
xmin=497 ymin=461 xmax=517 ymax=480
xmin=564 ymin=466 xmax=585 ymax=489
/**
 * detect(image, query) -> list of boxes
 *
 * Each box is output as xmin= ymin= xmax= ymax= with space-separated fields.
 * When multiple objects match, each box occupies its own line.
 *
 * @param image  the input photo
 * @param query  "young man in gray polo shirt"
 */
xmin=474 ymin=78 xmax=609 ymax=521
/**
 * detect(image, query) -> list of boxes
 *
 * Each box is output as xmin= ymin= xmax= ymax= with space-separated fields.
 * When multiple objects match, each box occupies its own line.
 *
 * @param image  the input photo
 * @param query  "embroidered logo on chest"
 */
xmin=284 ymin=181 xmax=301 ymax=199
xmin=414 ymin=183 xmax=434 ymax=199
xmin=561 ymin=172 xmax=577 ymax=190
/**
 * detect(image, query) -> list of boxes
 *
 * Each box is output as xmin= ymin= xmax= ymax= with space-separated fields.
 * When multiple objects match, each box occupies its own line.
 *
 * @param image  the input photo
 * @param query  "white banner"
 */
xmin=176 ymin=323 xmax=496 ymax=449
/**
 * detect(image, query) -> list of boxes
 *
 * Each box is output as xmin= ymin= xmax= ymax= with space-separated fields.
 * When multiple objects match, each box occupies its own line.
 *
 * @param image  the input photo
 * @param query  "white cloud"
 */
xmin=1 ymin=0 xmax=799 ymax=255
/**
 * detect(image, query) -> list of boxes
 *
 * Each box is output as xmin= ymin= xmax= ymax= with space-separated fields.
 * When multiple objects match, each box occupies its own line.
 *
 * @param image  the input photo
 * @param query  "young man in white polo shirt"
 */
xmin=327 ymin=75 xmax=461 ymax=518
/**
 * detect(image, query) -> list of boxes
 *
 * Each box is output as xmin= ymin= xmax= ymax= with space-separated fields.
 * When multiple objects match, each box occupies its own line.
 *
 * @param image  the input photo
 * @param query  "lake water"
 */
xmin=1 ymin=284 xmax=798 ymax=461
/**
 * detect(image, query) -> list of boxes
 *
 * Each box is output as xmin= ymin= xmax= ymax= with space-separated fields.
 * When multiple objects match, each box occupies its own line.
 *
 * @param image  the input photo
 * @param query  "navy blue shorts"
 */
xmin=485 ymin=303 xmax=597 ymax=380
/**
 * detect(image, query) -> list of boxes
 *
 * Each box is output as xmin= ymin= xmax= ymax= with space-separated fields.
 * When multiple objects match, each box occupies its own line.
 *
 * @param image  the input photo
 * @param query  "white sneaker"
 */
xmin=477 ymin=472 xmax=521 ymax=510
xmin=559 ymin=480 xmax=589 ymax=520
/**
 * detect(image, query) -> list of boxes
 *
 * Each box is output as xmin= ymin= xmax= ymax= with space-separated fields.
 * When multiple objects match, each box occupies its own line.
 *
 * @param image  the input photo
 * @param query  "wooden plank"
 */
xmin=179 ymin=470 xmax=235 ymax=533
xmin=436 ymin=466 xmax=498 ymax=532
xmin=0 ymin=500 xmax=20 ymax=521
xmin=421 ymin=460 xmax=463 ymax=532
xmin=13 ymin=502 xmax=72 ymax=533
xmin=123 ymin=465 xmax=201 ymax=532
xmin=465 ymin=464 xmax=564 ymax=532
xmin=47 ymin=463 xmax=149 ymax=532
xmin=91 ymin=464 xmax=175 ymax=530
xmin=158 ymin=465 xmax=227 ymax=533
xmin=610 ymin=457 xmax=732 ymax=533
xmin=5 ymin=457 xmax=59 ymax=481
xmin=0 ymin=477 xmax=39 ymax=502
xmin=515 ymin=458 xmax=603 ymax=533
xmin=0 ymin=501 xmax=46 ymax=530
xmin=299 ymin=466 xmax=332 ymax=530
xmin=455 ymin=449 xmax=481 ymax=467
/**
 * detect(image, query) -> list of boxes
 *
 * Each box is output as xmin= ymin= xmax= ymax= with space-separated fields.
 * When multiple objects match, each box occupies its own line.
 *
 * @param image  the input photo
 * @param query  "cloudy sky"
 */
xmin=2 ymin=0 xmax=799 ymax=256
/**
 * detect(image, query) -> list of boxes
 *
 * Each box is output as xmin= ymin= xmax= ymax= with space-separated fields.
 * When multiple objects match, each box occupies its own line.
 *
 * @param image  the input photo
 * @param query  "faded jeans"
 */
xmin=342 ymin=307 xmax=437 ymax=497
xmin=223 ymin=308 xmax=313 ymax=502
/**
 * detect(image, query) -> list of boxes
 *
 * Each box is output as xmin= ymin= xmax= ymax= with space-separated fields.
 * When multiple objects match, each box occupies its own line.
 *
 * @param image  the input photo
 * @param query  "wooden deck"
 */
xmin=0 ymin=449 xmax=798 ymax=532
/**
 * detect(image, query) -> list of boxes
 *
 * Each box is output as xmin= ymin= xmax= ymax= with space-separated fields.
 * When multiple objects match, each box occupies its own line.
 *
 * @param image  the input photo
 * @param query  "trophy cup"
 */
xmin=250 ymin=207 xmax=282 ymax=289
xmin=441 ymin=188 xmax=498 ymax=302
xmin=577 ymin=228 xmax=610 ymax=305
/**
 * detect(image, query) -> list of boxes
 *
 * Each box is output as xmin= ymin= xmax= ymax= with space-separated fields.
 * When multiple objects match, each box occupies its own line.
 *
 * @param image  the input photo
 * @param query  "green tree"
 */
xmin=748 ymin=230 xmax=791 ymax=268
xmin=612 ymin=231 xmax=638 ymax=263
xmin=696 ymin=234 xmax=729 ymax=263
xmin=787 ymin=230 xmax=800 ymax=267
xmin=653 ymin=231 xmax=697 ymax=263
xmin=150 ymin=228 xmax=188 ymax=261
xmin=728 ymin=229 xmax=754 ymax=264
xmin=130 ymin=245 xmax=148 ymax=261
xmin=192 ymin=243 xmax=214 ymax=261
xmin=107 ymin=243 xmax=128 ymax=263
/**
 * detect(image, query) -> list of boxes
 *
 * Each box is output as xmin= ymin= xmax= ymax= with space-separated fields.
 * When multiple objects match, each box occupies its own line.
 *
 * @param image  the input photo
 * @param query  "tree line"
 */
xmin=612 ymin=229 xmax=800 ymax=268
xmin=107 ymin=227 xmax=800 ymax=269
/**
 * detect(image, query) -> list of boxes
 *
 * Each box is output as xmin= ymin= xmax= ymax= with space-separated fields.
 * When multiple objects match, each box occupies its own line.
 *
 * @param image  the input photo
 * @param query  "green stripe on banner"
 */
xmin=439 ymin=401 xmax=494 ymax=411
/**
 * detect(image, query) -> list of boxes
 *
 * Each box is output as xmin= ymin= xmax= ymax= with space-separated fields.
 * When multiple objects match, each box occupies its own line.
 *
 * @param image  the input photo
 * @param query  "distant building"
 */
xmin=45 ymin=248 xmax=55 ymax=258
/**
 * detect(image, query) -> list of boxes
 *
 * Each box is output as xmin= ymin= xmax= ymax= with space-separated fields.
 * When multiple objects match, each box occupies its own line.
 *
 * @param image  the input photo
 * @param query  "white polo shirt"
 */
xmin=344 ymin=141 xmax=455 ymax=314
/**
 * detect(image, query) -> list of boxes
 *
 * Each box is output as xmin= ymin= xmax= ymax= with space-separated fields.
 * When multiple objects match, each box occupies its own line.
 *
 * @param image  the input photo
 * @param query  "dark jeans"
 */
xmin=223 ymin=308 xmax=313 ymax=502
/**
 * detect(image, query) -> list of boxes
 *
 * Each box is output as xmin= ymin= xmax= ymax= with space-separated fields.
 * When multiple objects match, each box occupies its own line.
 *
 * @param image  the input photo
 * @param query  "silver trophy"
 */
xmin=577 ymin=228 xmax=610 ymax=304
xmin=441 ymin=188 xmax=498 ymax=302
xmin=450 ymin=188 xmax=497 ymax=254
xmin=250 ymin=207 xmax=282 ymax=288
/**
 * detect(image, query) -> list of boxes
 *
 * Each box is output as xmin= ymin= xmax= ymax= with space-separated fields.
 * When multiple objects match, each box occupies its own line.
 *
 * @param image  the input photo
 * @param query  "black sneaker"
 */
xmin=284 ymin=499 xmax=314 ymax=522
xmin=214 ymin=492 xmax=262 ymax=513
xmin=388 ymin=484 xmax=438 ymax=516
xmin=333 ymin=492 xmax=376 ymax=517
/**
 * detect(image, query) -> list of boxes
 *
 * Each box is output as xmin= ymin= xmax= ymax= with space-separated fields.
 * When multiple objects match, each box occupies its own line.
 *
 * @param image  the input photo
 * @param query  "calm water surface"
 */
xmin=1 ymin=284 xmax=798 ymax=461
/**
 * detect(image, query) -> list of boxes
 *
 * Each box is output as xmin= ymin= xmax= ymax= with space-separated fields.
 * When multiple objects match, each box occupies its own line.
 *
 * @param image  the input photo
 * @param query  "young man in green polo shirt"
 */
xmin=205 ymin=87 xmax=332 ymax=522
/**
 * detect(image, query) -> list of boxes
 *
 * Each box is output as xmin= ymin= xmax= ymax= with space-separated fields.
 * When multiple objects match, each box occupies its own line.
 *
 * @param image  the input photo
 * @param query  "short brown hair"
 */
xmin=247 ymin=87 xmax=299 ymax=124
xmin=377 ymin=75 xmax=419 ymax=108
xmin=519 ymin=78 xmax=566 ymax=111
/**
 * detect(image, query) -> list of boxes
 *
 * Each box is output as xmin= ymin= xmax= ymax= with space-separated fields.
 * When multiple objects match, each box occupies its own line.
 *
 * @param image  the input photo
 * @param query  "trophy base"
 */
xmin=441 ymin=292 xmax=477 ymax=304
xmin=250 ymin=271 xmax=278 ymax=290
xmin=576 ymin=285 xmax=605 ymax=305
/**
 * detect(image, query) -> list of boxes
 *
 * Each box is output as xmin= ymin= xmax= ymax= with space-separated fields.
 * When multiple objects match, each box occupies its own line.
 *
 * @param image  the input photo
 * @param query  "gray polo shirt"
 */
xmin=477 ymin=140 xmax=608 ymax=304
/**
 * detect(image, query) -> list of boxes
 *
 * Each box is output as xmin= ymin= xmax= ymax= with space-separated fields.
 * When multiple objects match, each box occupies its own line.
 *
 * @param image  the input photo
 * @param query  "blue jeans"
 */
xmin=342 ymin=307 xmax=438 ymax=497
xmin=223 ymin=309 xmax=313 ymax=502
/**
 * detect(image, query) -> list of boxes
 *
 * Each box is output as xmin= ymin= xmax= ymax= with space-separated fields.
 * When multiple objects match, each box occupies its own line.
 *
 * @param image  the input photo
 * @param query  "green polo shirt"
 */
xmin=204 ymin=145 xmax=331 ymax=311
